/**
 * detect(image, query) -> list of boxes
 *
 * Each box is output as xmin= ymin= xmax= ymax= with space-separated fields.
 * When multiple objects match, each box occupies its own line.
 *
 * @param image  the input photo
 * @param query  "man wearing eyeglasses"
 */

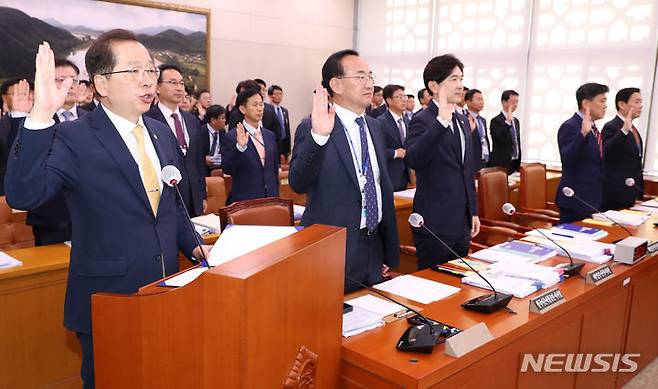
xmin=289 ymin=49 xmax=399 ymax=293
xmin=145 ymin=64 xmax=207 ymax=216
xmin=53 ymin=59 xmax=89 ymax=123
xmin=5 ymin=30 xmax=209 ymax=388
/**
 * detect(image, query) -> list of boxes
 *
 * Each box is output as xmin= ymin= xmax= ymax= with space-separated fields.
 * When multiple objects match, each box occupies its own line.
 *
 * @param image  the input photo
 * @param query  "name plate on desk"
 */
xmin=529 ymin=289 xmax=565 ymax=314
xmin=585 ymin=264 xmax=614 ymax=285
xmin=444 ymin=322 xmax=493 ymax=358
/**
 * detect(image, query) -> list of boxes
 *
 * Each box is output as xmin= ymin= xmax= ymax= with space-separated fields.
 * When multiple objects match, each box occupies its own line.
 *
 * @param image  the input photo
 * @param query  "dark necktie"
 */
xmin=592 ymin=124 xmax=602 ymax=158
xmin=397 ymin=118 xmax=405 ymax=143
xmin=631 ymin=125 xmax=642 ymax=156
xmin=355 ymin=117 xmax=378 ymax=231
xmin=171 ymin=113 xmax=187 ymax=151
xmin=510 ymin=119 xmax=519 ymax=159
xmin=276 ymin=106 xmax=286 ymax=140
xmin=210 ymin=131 xmax=219 ymax=155
xmin=451 ymin=113 xmax=462 ymax=163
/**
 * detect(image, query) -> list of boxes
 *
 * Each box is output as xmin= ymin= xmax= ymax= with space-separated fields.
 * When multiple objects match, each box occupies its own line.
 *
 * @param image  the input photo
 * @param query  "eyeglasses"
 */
xmin=337 ymin=73 xmax=376 ymax=83
xmin=160 ymin=79 xmax=186 ymax=87
xmin=101 ymin=67 xmax=160 ymax=81
xmin=390 ymin=94 xmax=406 ymax=100
xmin=55 ymin=77 xmax=80 ymax=85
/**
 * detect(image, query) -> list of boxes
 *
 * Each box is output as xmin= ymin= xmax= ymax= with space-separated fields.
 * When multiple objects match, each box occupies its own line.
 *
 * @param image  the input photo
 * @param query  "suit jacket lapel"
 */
xmin=90 ymin=108 xmax=154 ymax=215
xmin=366 ymin=116 xmax=390 ymax=181
xmin=329 ymin=118 xmax=360 ymax=190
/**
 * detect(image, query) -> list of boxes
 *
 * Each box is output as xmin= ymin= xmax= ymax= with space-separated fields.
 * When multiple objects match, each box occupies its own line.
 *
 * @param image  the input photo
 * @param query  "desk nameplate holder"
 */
xmin=585 ymin=264 xmax=614 ymax=286
xmin=529 ymin=288 xmax=565 ymax=314
xmin=444 ymin=322 xmax=493 ymax=358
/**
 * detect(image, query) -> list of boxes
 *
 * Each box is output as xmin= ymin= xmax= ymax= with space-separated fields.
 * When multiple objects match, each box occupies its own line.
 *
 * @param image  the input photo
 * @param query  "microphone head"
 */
xmin=625 ymin=178 xmax=635 ymax=187
xmin=502 ymin=203 xmax=516 ymax=216
xmin=562 ymin=186 xmax=575 ymax=198
xmin=408 ymin=213 xmax=424 ymax=228
xmin=161 ymin=165 xmax=182 ymax=187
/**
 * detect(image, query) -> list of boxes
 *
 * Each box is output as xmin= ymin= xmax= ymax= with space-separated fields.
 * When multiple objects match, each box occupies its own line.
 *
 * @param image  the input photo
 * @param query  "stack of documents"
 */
xmin=373 ymin=275 xmax=460 ymax=305
xmin=487 ymin=262 xmax=562 ymax=288
xmin=469 ymin=240 xmax=557 ymax=264
xmin=550 ymin=223 xmax=607 ymax=240
xmin=593 ymin=210 xmax=649 ymax=226
xmin=393 ymin=188 xmax=416 ymax=199
xmin=631 ymin=199 xmax=658 ymax=214
xmin=0 ymin=252 xmax=22 ymax=269
xmin=345 ymin=294 xmax=406 ymax=317
xmin=191 ymin=214 xmax=221 ymax=234
xmin=523 ymin=235 xmax=613 ymax=264
xmin=207 ymin=225 xmax=299 ymax=267
xmin=342 ymin=307 xmax=384 ymax=337
xmin=462 ymin=273 xmax=542 ymax=299
xmin=435 ymin=258 xmax=489 ymax=277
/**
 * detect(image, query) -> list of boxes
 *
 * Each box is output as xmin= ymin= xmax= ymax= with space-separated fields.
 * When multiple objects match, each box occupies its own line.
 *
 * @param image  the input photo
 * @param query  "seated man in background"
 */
xmin=202 ymin=104 xmax=227 ymax=176
xmin=220 ymin=88 xmax=280 ymax=204
xmin=556 ymin=83 xmax=609 ymax=223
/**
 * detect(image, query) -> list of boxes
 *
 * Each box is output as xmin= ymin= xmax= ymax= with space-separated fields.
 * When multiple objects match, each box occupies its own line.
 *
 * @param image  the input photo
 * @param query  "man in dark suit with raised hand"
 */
xmin=5 ymin=30 xmax=209 ymax=388
xmin=268 ymin=84 xmax=291 ymax=159
xmin=601 ymin=87 xmax=644 ymax=211
xmin=490 ymin=90 xmax=521 ymax=173
xmin=405 ymin=54 xmax=479 ymax=270
xmin=556 ymin=82 xmax=609 ymax=223
xmin=145 ymin=64 xmax=207 ymax=216
xmin=465 ymin=88 xmax=490 ymax=172
xmin=220 ymin=89 xmax=279 ymax=204
xmin=377 ymin=84 xmax=410 ymax=191
xmin=289 ymin=49 xmax=399 ymax=293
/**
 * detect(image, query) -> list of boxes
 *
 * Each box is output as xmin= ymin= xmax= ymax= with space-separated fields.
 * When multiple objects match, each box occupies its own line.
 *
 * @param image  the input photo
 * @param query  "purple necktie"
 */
xmin=171 ymin=112 xmax=187 ymax=151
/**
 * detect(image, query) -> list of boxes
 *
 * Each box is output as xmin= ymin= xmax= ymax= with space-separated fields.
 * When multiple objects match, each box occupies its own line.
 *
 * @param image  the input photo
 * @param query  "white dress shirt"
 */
xmin=158 ymin=102 xmax=189 ymax=145
xmin=23 ymin=104 xmax=163 ymax=193
xmin=311 ymin=103 xmax=383 ymax=228
xmin=207 ymin=123 xmax=221 ymax=156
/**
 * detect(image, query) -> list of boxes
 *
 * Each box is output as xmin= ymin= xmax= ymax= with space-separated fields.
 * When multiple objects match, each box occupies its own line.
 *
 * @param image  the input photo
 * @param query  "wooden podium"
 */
xmin=92 ymin=225 xmax=346 ymax=389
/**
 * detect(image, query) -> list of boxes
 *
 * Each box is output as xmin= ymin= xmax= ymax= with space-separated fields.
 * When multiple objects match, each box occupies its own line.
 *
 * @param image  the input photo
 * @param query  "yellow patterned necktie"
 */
xmin=132 ymin=124 xmax=160 ymax=215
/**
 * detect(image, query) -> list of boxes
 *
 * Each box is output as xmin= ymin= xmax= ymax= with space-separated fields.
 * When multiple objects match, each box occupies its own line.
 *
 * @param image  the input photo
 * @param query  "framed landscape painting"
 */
xmin=0 ymin=0 xmax=210 ymax=90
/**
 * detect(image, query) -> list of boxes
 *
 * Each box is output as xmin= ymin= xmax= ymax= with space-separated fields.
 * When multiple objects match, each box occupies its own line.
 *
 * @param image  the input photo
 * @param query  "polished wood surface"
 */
xmin=0 ymin=244 xmax=82 ymax=389
xmin=341 ymin=221 xmax=658 ymax=388
xmin=92 ymin=225 xmax=346 ymax=389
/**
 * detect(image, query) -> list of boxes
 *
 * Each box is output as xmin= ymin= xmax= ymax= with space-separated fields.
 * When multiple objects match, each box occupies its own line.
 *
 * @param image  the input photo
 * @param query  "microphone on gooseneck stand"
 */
xmin=407 ymin=213 xmax=513 ymax=314
xmin=161 ymin=165 xmax=206 ymax=266
xmin=625 ymin=178 xmax=654 ymax=205
xmin=562 ymin=186 xmax=632 ymax=237
xmin=346 ymin=275 xmax=441 ymax=353
xmin=502 ymin=203 xmax=583 ymax=276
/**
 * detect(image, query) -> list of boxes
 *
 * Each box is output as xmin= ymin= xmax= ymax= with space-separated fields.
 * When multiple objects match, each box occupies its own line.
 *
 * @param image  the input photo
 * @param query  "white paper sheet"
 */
xmin=191 ymin=214 xmax=221 ymax=232
xmin=162 ymin=266 xmax=209 ymax=287
xmin=394 ymin=188 xmax=416 ymax=199
xmin=345 ymin=294 xmax=406 ymax=317
xmin=0 ymin=251 xmax=22 ymax=269
xmin=373 ymin=275 xmax=460 ymax=305
xmin=342 ymin=306 xmax=384 ymax=337
xmin=207 ymin=225 xmax=299 ymax=267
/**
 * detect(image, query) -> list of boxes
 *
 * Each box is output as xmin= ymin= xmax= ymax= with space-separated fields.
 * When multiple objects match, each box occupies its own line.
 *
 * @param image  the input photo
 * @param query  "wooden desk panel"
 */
xmin=0 ymin=245 xmax=82 ymax=389
xmin=341 ymin=221 xmax=658 ymax=388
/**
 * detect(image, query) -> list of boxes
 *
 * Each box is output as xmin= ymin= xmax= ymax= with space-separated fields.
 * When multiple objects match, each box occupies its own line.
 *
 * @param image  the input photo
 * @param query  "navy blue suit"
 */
xmin=5 ymin=107 xmax=199 ymax=334
xmin=220 ymin=125 xmax=279 ymax=204
xmin=405 ymin=102 xmax=478 ymax=269
xmin=470 ymin=114 xmax=490 ymax=172
xmin=378 ymin=110 xmax=410 ymax=191
xmin=144 ymin=106 xmax=207 ymax=216
xmin=366 ymin=104 xmax=387 ymax=118
xmin=601 ymin=115 xmax=643 ymax=211
xmin=490 ymin=112 xmax=521 ymax=173
xmin=289 ymin=114 xmax=399 ymax=292
xmin=556 ymin=113 xmax=603 ymax=223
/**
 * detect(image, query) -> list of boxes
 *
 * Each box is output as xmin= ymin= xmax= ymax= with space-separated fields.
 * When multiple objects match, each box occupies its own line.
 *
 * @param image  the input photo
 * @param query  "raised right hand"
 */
xmin=436 ymin=84 xmax=453 ymax=123
xmin=236 ymin=123 xmax=249 ymax=147
xmin=580 ymin=106 xmax=592 ymax=137
xmin=311 ymin=86 xmax=335 ymax=136
xmin=11 ymin=79 xmax=33 ymax=113
xmin=30 ymin=42 xmax=73 ymax=123
xmin=622 ymin=107 xmax=634 ymax=132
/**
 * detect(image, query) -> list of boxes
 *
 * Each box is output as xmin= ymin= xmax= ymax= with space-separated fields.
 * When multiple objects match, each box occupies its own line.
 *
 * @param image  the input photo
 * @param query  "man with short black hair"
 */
xmin=465 ymin=88 xmax=489 ymax=171
xmin=202 ymin=104 xmax=227 ymax=175
xmin=227 ymin=79 xmax=282 ymax=140
xmin=556 ymin=82 xmax=609 ymax=223
xmin=366 ymin=85 xmax=386 ymax=118
xmin=417 ymin=88 xmax=431 ymax=110
xmin=403 ymin=94 xmax=415 ymax=120
xmin=490 ymin=89 xmax=521 ymax=173
xmin=378 ymin=84 xmax=410 ymax=191
xmin=289 ymin=49 xmax=399 ymax=292
xmin=601 ymin=87 xmax=644 ymax=211
xmin=6 ymin=30 xmax=208 ymax=388
xmin=268 ymin=84 xmax=291 ymax=158
xmin=193 ymin=89 xmax=212 ymax=121
xmin=144 ymin=63 xmax=207 ymax=216
xmin=405 ymin=54 xmax=479 ymax=269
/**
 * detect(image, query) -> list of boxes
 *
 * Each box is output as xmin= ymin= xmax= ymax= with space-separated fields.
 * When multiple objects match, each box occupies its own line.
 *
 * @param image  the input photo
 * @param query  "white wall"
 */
xmin=157 ymin=0 xmax=355 ymax=131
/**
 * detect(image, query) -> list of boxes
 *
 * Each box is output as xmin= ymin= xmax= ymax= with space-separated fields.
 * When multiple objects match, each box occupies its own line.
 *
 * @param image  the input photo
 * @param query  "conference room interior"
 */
xmin=1 ymin=0 xmax=658 ymax=388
